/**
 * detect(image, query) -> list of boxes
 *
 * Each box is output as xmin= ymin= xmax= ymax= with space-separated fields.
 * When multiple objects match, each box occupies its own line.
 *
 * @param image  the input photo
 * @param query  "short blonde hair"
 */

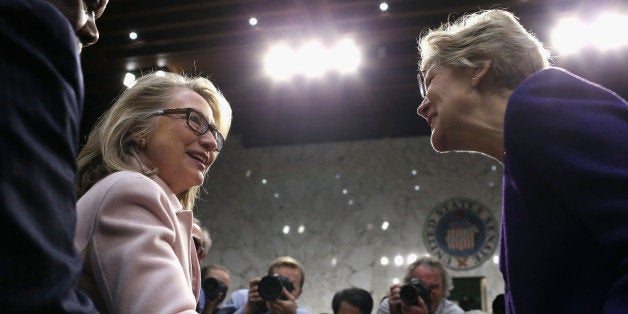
xmin=418 ymin=9 xmax=551 ymax=90
xmin=76 ymin=72 xmax=232 ymax=210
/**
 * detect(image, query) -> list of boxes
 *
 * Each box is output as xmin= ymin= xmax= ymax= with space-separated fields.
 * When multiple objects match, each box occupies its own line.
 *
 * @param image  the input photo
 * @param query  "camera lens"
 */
xmin=400 ymin=284 xmax=420 ymax=305
xmin=202 ymin=277 xmax=227 ymax=301
xmin=258 ymin=274 xmax=294 ymax=301
xmin=399 ymin=278 xmax=431 ymax=309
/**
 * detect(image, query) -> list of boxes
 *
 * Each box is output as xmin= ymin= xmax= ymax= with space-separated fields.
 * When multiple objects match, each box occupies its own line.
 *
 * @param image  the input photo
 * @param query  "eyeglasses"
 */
xmin=153 ymin=108 xmax=225 ymax=152
xmin=417 ymin=72 xmax=427 ymax=99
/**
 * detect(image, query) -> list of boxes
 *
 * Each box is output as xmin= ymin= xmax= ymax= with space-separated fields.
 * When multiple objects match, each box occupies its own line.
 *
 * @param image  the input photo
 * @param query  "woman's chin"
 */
xmin=430 ymin=132 xmax=449 ymax=153
xmin=191 ymin=174 xmax=205 ymax=188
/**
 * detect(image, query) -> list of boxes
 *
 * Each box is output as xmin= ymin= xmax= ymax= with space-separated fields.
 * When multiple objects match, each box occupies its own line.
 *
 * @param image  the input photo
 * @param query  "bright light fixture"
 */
xmin=263 ymin=39 xmax=361 ymax=80
xmin=264 ymin=45 xmax=297 ymax=80
xmin=123 ymin=73 xmax=136 ymax=88
xmin=552 ymin=13 xmax=628 ymax=55
xmin=394 ymin=255 xmax=404 ymax=266
xmin=331 ymin=39 xmax=361 ymax=73
xmin=407 ymin=253 xmax=418 ymax=264
xmin=590 ymin=13 xmax=628 ymax=50
xmin=381 ymin=221 xmax=389 ymax=230
xmin=551 ymin=17 xmax=588 ymax=55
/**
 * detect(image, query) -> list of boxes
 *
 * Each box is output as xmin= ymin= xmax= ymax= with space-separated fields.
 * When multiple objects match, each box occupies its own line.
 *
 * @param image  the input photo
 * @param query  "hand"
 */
xmin=243 ymin=277 xmax=263 ymax=314
xmin=202 ymin=289 xmax=229 ymax=314
xmin=266 ymin=287 xmax=297 ymax=314
xmin=400 ymin=296 xmax=429 ymax=314
xmin=201 ymin=297 xmax=219 ymax=314
xmin=388 ymin=284 xmax=403 ymax=314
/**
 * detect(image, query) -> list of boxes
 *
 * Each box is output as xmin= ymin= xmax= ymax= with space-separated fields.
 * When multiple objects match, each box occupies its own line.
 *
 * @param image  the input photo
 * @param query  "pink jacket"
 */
xmin=74 ymin=171 xmax=201 ymax=313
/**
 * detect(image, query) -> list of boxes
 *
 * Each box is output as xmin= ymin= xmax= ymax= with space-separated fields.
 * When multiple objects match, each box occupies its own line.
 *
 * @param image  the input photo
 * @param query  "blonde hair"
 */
xmin=267 ymin=256 xmax=305 ymax=289
xmin=76 ymin=72 xmax=232 ymax=209
xmin=418 ymin=9 xmax=551 ymax=90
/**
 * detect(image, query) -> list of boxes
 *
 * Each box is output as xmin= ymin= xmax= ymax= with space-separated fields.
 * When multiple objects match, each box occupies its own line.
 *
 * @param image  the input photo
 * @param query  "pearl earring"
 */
xmin=140 ymin=138 xmax=146 ymax=148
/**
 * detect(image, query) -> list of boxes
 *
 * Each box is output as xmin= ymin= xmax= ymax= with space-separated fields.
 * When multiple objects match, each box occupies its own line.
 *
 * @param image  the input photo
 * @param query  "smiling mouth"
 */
xmin=187 ymin=152 xmax=208 ymax=168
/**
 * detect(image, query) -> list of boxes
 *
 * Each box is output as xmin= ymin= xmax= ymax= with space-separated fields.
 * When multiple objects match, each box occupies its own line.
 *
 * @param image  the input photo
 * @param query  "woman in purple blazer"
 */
xmin=416 ymin=9 xmax=628 ymax=314
xmin=74 ymin=72 xmax=232 ymax=313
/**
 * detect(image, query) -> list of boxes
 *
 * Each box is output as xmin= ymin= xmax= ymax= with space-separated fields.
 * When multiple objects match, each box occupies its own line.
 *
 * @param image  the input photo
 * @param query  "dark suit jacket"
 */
xmin=0 ymin=0 xmax=95 ymax=312
xmin=502 ymin=67 xmax=628 ymax=313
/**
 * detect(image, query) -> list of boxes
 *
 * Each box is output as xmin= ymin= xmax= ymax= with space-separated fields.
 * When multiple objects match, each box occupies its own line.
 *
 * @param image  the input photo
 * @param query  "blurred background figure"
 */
xmin=491 ymin=294 xmax=504 ymax=314
xmin=219 ymin=256 xmax=310 ymax=314
xmin=194 ymin=218 xmax=212 ymax=264
xmin=377 ymin=257 xmax=463 ymax=314
xmin=199 ymin=265 xmax=232 ymax=314
xmin=332 ymin=287 xmax=373 ymax=314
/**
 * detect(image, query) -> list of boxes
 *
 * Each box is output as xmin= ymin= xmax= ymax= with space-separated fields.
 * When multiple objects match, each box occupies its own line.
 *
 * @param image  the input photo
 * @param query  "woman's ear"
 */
xmin=472 ymin=61 xmax=492 ymax=87
xmin=130 ymin=132 xmax=145 ymax=148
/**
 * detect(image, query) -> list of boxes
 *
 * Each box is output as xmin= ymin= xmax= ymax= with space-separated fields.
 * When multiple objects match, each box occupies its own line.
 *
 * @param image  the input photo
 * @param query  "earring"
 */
xmin=472 ymin=77 xmax=476 ymax=81
xmin=140 ymin=138 xmax=146 ymax=148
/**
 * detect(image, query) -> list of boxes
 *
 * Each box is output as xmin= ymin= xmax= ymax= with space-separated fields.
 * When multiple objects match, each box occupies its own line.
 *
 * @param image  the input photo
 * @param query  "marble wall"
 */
xmin=195 ymin=135 xmax=505 ymax=313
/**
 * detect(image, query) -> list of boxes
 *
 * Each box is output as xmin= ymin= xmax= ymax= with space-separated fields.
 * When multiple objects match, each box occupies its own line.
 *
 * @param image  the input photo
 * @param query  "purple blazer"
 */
xmin=502 ymin=67 xmax=628 ymax=313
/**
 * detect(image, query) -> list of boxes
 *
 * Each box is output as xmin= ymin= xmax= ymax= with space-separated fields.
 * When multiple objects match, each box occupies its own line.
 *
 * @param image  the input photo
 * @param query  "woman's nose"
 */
xmin=417 ymin=98 xmax=429 ymax=119
xmin=198 ymin=132 xmax=218 ymax=152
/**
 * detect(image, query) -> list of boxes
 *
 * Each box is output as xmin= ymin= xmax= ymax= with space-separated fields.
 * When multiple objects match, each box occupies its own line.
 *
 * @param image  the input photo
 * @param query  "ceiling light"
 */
xmin=123 ymin=73 xmax=136 ymax=88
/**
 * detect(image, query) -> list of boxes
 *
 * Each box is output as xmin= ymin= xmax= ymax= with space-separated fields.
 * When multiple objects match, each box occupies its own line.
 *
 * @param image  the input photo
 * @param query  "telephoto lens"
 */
xmin=399 ymin=278 xmax=431 ymax=310
xmin=202 ymin=277 xmax=228 ymax=301
xmin=258 ymin=274 xmax=295 ymax=301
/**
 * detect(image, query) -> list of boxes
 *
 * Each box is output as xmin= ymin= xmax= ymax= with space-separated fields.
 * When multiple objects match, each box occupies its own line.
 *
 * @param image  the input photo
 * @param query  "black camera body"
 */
xmin=399 ymin=278 xmax=432 ymax=310
xmin=258 ymin=274 xmax=295 ymax=301
xmin=202 ymin=277 xmax=228 ymax=302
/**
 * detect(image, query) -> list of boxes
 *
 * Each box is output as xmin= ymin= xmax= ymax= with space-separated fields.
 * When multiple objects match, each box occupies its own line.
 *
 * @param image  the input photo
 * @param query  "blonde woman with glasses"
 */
xmin=74 ymin=72 xmax=232 ymax=313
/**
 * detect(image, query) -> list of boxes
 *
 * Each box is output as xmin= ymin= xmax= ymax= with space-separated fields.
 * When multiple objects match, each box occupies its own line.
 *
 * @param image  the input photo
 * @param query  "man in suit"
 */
xmin=0 ymin=0 xmax=108 ymax=311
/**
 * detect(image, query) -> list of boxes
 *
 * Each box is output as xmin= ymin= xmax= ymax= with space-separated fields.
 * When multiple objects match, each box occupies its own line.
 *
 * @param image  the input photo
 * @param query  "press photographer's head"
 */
xmin=265 ymin=256 xmax=305 ymax=300
xmin=201 ymin=265 xmax=231 ymax=305
xmin=202 ymin=277 xmax=228 ymax=303
xmin=401 ymin=257 xmax=452 ymax=313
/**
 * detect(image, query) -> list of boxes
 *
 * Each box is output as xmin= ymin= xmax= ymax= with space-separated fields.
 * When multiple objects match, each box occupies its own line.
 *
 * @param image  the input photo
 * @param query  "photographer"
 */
xmin=199 ymin=265 xmax=231 ymax=314
xmin=218 ymin=256 xmax=309 ymax=314
xmin=332 ymin=287 xmax=373 ymax=314
xmin=377 ymin=257 xmax=463 ymax=314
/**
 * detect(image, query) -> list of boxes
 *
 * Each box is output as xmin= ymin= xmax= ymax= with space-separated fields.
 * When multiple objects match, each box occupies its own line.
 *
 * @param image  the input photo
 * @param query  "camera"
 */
xmin=202 ymin=277 xmax=228 ymax=302
xmin=399 ymin=278 xmax=432 ymax=310
xmin=258 ymin=274 xmax=294 ymax=301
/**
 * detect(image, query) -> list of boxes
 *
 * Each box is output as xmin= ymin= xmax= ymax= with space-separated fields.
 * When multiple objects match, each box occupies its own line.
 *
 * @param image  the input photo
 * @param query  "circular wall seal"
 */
xmin=423 ymin=197 xmax=499 ymax=270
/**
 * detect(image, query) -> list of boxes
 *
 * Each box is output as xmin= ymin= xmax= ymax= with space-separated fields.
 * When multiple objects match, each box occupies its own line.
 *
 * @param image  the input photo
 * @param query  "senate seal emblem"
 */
xmin=423 ymin=197 xmax=499 ymax=270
